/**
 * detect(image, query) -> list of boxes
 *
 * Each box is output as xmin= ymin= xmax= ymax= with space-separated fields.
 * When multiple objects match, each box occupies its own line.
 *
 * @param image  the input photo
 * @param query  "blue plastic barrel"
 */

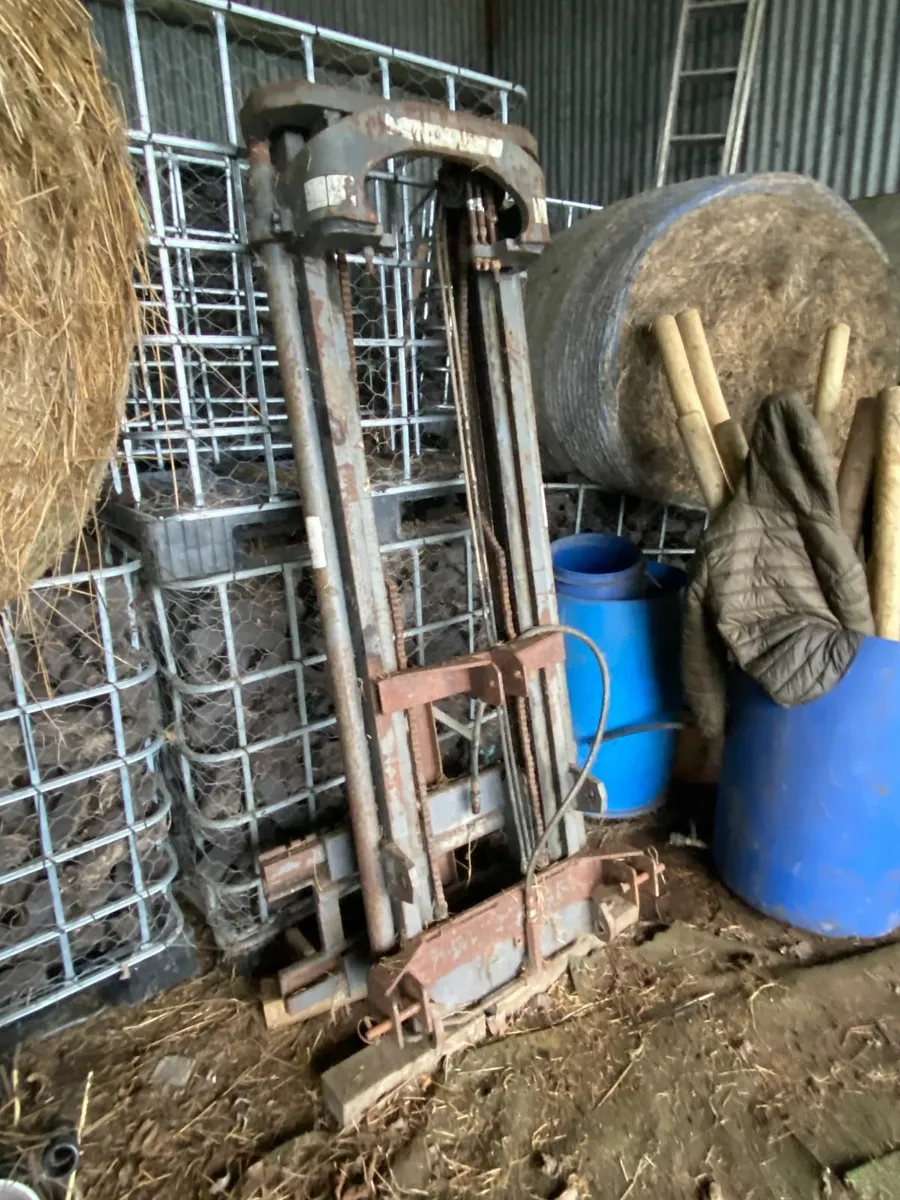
xmin=552 ymin=535 xmax=686 ymax=817
xmin=551 ymin=533 xmax=645 ymax=601
xmin=716 ymin=635 xmax=900 ymax=938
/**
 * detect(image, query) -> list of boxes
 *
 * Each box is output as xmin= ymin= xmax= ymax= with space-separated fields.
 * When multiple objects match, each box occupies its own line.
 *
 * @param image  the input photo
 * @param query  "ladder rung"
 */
xmin=670 ymin=132 xmax=727 ymax=143
xmin=679 ymin=67 xmax=739 ymax=79
xmin=687 ymin=1 xmax=749 ymax=10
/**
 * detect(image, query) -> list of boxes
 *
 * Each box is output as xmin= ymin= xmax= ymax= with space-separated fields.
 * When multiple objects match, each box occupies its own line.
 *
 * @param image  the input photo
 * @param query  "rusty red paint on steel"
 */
xmin=258 ymin=836 xmax=326 ymax=902
xmin=367 ymin=852 xmax=645 ymax=1005
xmin=278 ymin=947 xmax=348 ymax=997
xmin=377 ymin=654 xmax=503 ymax=712
xmin=406 ymin=703 xmax=442 ymax=786
xmin=376 ymin=633 xmax=564 ymax=714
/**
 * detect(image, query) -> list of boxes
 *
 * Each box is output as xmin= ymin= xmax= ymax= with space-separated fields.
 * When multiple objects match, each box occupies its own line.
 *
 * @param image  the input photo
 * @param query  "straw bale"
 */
xmin=0 ymin=0 xmax=141 ymax=602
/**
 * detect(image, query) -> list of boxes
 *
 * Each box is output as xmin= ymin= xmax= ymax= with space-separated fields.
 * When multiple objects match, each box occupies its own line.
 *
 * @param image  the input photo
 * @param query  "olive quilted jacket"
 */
xmin=682 ymin=391 xmax=874 ymax=738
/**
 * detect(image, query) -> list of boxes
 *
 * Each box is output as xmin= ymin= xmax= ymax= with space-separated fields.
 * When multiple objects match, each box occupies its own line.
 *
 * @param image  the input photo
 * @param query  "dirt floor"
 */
xmin=3 ymin=823 xmax=900 ymax=1200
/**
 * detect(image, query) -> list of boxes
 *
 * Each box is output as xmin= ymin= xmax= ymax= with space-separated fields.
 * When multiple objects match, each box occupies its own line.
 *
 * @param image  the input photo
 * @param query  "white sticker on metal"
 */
xmin=383 ymin=112 xmax=503 ymax=160
xmin=304 ymin=176 xmax=329 ymax=211
xmin=305 ymin=516 xmax=327 ymax=569
xmin=532 ymin=196 xmax=549 ymax=226
xmin=304 ymin=174 xmax=355 ymax=211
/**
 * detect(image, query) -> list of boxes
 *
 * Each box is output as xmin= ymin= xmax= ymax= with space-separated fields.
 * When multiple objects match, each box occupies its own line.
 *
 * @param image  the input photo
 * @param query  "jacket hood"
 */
xmin=743 ymin=391 xmax=839 ymax=521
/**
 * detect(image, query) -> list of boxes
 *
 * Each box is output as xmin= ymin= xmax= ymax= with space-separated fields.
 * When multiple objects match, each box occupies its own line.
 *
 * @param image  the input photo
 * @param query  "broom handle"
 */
xmin=676 ymin=308 xmax=749 ymax=487
xmin=653 ymin=315 xmax=704 ymax=418
xmin=872 ymin=386 xmax=900 ymax=640
xmin=676 ymin=308 xmax=730 ymax=426
xmin=653 ymin=316 xmax=729 ymax=513
xmin=836 ymin=396 xmax=878 ymax=548
xmin=677 ymin=412 xmax=730 ymax=513
xmin=814 ymin=322 xmax=851 ymax=443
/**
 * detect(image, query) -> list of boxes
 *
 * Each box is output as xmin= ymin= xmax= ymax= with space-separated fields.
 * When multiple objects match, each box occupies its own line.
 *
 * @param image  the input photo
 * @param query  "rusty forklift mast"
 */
xmin=242 ymin=82 xmax=662 ymax=1121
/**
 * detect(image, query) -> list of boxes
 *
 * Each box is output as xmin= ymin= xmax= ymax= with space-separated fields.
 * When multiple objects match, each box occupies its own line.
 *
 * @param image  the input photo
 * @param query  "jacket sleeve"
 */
xmin=681 ymin=551 xmax=729 ymax=739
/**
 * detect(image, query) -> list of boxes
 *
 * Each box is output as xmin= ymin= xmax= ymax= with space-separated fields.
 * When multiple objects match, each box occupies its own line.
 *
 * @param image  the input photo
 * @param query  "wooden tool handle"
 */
xmin=677 ymin=411 xmax=729 ymax=515
xmin=872 ymin=386 xmax=900 ymax=640
xmin=676 ymin=308 xmax=731 ymax=428
xmin=712 ymin=418 xmax=749 ymax=490
xmin=837 ymin=396 xmax=878 ymax=548
xmin=813 ymin=322 xmax=851 ymax=443
xmin=654 ymin=315 xmax=730 ymax=511
xmin=675 ymin=308 xmax=747 ymax=488
xmin=653 ymin=315 xmax=704 ymax=419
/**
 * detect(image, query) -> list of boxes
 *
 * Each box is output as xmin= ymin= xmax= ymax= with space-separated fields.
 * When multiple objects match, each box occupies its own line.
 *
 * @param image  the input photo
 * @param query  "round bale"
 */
xmin=528 ymin=173 xmax=900 ymax=508
xmin=0 ymin=0 xmax=142 ymax=603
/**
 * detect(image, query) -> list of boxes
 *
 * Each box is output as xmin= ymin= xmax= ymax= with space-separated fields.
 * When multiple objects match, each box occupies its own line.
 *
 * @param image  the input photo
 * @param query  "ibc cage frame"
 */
xmin=0 ymin=542 xmax=187 ymax=1033
xmin=90 ymin=0 xmax=526 ymax=511
xmin=90 ymin=0 xmax=699 ymax=563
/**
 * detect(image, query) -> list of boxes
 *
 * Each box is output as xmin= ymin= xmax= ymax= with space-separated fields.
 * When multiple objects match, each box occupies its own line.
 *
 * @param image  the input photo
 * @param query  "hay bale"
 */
xmin=527 ymin=173 xmax=900 ymax=508
xmin=0 ymin=0 xmax=141 ymax=603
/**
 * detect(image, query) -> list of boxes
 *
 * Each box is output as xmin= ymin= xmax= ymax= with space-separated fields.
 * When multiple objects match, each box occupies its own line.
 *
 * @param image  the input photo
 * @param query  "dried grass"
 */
xmin=0 ymin=0 xmax=142 ymax=604
xmin=620 ymin=186 xmax=900 ymax=505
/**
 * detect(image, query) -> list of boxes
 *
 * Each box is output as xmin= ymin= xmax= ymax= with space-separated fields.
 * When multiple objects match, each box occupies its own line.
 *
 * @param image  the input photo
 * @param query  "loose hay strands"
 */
xmin=0 ymin=0 xmax=142 ymax=606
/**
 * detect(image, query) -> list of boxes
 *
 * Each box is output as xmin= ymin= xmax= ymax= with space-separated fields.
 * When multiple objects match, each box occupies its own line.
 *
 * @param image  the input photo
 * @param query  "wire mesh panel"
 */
xmin=151 ymin=555 xmax=346 ymax=952
xmin=87 ymin=0 xmax=525 ymax=512
xmin=82 ymin=0 xmax=532 ymax=955
xmin=0 ymin=541 xmax=185 ymax=1028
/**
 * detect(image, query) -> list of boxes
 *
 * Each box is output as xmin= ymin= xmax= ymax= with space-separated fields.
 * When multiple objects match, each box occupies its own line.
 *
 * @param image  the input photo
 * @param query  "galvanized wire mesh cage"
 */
xmin=88 ymin=0 xmax=525 ymax=512
xmin=85 ymin=0 xmax=531 ymax=954
xmin=150 ymin=555 xmax=345 ymax=952
xmin=0 ymin=539 xmax=185 ymax=1028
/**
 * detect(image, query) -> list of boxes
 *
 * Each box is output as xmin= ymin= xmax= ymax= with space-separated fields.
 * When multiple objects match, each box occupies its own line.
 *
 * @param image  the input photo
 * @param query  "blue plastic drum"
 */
xmin=552 ymin=534 xmax=686 ymax=817
xmin=716 ymin=635 xmax=900 ymax=938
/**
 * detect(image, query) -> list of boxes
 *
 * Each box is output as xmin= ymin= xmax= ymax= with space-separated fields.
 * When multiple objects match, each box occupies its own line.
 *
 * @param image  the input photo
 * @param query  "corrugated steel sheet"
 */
xmin=251 ymin=0 xmax=489 ymax=73
xmin=743 ymin=0 xmax=900 ymax=198
xmin=493 ymin=0 xmax=679 ymax=205
xmin=88 ymin=0 xmax=900 ymax=203
xmin=494 ymin=0 xmax=900 ymax=203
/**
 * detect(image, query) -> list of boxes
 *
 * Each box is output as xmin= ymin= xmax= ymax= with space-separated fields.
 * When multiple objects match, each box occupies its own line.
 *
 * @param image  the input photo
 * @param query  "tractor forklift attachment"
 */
xmin=243 ymin=81 xmax=662 ymax=1117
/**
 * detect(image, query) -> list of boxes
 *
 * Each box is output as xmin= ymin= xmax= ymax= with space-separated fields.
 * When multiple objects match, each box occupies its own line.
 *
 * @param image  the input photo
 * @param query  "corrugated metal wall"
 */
xmin=491 ymin=0 xmax=677 ymax=205
xmin=492 ymin=0 xmax=900 ymax=204
xmin=88 ymin=0 xmax=495 ymax=147
xmin=744 ymin=0 xmax=900 ymax=198
xmin=88 ymin=0 xmax=900 ymax=202
xmin=250 ymin=0 xmax=489 ymax=71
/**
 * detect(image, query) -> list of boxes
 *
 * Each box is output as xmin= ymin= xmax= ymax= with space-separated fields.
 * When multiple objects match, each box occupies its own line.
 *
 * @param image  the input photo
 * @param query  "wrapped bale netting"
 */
xmin=0 ymin=541 xmax=188 ymax=1031
xmin=527 ymin=173 xmax=900 ymax=508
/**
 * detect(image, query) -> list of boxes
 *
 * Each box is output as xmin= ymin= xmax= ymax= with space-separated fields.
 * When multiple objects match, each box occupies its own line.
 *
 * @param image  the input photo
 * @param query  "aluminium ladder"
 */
xmin=655 ymin=0 xmax=767 ymax=187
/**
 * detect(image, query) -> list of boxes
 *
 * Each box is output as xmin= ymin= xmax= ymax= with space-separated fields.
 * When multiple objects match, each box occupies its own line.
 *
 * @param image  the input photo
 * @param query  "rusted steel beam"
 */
xmin=240 ymin=86 xmax=549 ymax=257
xmin=375 ymin=633 xmax=564 ymax=714
xmin=471 ymin=272 xmax=575 ymax=860
xmin=241 ymin=80 xmax=539 ymax=157
xmin=497 ymin=273 xmax=584 ymax=858
xmin=301 ymin=254 xmax=432 ymax=936
xmin=247 ymin=143 xmax=395 ymax=954
xmin=367 ymin=850 xmax=663 ymax=1033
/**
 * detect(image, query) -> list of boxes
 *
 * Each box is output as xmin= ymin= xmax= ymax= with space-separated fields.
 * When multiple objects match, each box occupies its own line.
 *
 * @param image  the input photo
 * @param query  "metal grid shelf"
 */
xmin=544 ymin=479 xmax=706 ymax=564
xmin=89 ymin=0 xmax=525 ymax=512
xmin=0 ymin=544 xmax=187 ymax=1028
xmin=149 ymin=508 xmax=488 ymax=952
